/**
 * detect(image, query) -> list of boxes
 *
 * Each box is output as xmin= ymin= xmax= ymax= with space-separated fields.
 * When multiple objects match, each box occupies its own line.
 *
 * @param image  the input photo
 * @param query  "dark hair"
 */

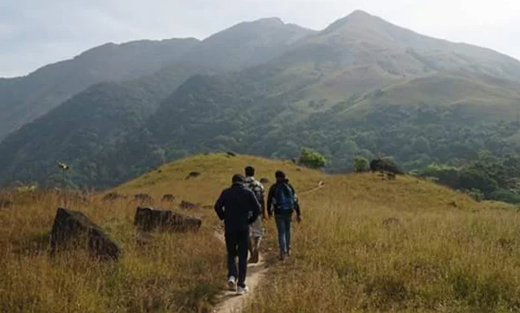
xmin=245 ymin=166 xmax=255 ymax=177
xmin=232 ymin=174 xmax=245 ymax=184
xmin=275 ymin=170 xmax=286 ymax=180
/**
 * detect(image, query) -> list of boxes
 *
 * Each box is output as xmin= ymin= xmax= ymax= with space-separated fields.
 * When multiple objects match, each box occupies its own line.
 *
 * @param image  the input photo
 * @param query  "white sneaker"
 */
xmin=237 ymin=285 xmax=249 ymax=295
xmin=228 ymin=276 xmax=236 ymax=291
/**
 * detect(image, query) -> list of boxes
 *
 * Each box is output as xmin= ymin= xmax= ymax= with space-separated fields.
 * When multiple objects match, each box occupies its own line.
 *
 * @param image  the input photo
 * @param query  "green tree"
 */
xmin=299 ymin=147 xmax=327 ymax=169
xmin=353 ymin=156 xmax=370 ymax=173
xmin=412 ymin=136 xmax=431 ymax=154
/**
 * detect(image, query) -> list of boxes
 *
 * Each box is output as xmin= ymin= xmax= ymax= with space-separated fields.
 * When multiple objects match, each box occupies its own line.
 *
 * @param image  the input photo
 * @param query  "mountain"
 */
xmin=180 ymin=17 xmax=315 ymax=71
xmin=0 ymin=38 xmax=201 ymax=141
xmin=0 ymin=17 xmax=315 ymax=144
xmin=99 ymin=11 xmax=520 ymax=182
xmin=0 ymin=18 xmax=315 ymax=187
xmin=1 ymin=11 xmax=520 ymax=188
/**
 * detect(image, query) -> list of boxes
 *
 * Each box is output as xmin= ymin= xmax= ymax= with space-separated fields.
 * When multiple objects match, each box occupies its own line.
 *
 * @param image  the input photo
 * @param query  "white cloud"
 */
xmin=1 ymin=0 xmax=519 ymax=77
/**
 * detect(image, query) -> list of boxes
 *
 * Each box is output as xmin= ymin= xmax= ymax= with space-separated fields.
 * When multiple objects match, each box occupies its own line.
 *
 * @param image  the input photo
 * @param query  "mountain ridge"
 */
xmin=1 ymin=11 xmax=520 ymax=188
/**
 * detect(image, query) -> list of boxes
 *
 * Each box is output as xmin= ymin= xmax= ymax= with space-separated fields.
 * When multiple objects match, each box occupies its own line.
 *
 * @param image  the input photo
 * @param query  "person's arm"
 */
xmin=248 ymin=190 xmax=260 ymax=224
xmin=214 ymin=190 xmax=226 ymax=221
xmin=259 ymin=184 xmax=267 ymax=219
xmin=266 ymin=184 xmax=275 ymax=218
xmin=290 ymin=184 xmax=301 ymax=218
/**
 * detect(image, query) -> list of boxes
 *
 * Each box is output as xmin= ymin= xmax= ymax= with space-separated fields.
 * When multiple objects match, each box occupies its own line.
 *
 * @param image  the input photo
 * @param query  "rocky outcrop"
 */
xmin=134 ymin=193 xmax=153 ymax=202
xmin=102 ymin=192 xmax=127 ymax=201
xmin=134 ymin=207 xmax=202 ymax=232
xmin=180 ymin=201 xmax=198 ymax=209
xmin=50 ymin=208 xmax=120 ymax=260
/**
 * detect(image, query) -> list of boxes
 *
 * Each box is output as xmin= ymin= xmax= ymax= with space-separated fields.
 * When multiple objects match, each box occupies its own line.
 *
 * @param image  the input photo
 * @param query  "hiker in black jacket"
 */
xmin=214 ymin=174 xmax=260 ymax=295
xmin=267 ymin=170 xmax=301 ymax=260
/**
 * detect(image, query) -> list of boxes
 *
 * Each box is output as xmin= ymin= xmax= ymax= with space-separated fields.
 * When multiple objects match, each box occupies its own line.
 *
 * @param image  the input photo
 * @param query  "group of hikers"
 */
xmin=214 ymin=166 xmax=301 ymax=295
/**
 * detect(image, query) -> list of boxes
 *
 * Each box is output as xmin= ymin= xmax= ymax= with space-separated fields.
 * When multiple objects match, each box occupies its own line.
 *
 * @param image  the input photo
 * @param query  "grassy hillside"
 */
xmin=1 ymin=154 xmax=517 ymax=312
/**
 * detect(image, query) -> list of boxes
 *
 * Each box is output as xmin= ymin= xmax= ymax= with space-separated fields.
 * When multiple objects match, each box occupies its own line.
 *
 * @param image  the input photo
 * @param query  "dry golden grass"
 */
xmin=0 ymin=153 xmax=322 ymax=313
xmin=0 ymin=192 xmax=225 ymax=313
xmin=245 ymin=174 xmax=520 ymax=313
xmin=1 ymin=153 xmax=519 ymax=313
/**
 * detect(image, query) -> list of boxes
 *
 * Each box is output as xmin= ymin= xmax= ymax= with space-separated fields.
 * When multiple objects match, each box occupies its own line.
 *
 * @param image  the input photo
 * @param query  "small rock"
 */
xmin=161 ymin=194 xmax=176 ymax=202
xmin=134 ymin=193 xmax=153 ymax=202
xmin=180 ymin=201 xmax=198 ymax=210
xmin=382 ymin=218 xmax=400 ymax=227
xmin=185 ymin=171 xmax=201 ymax=180
xmin=260 ymin=178 xmax=270 ymax=185
xmin=227 ymin=151 xmax=237 ymax=157
xmin=50 ymin=208 xmax=120 ymax=260
xmin=134 ymin=207 xmax=202 ymax=232
xmin=102 ymin=192 xmax=126 ymax=201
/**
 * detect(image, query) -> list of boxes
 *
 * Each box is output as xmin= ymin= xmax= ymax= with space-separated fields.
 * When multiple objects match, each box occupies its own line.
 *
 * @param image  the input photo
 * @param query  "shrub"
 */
xmin=489 ymin=189 xmax=520 ymax=204
xmin=463 ymin=188 xmax=485 ymax=202
xmin=299 ymin=147 xmax=326 ymax=169
xmin=353 ymin=156 xmax=369 ymax=173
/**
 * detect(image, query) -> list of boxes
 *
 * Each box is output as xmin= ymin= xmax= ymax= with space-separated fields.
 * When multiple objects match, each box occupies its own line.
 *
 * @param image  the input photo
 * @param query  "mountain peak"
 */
xmin=252 ymin=17 xmax=285 ymax=25
xmin=348 ymin=10 xmax=373 ymax=18
xmin=322 ymin=10 xmax=385 ymax=34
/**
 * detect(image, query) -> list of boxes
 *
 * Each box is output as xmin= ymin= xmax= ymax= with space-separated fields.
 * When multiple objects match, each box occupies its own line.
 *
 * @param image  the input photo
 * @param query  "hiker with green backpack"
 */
xmin=267 ymin=170 xmax=301 ymax=261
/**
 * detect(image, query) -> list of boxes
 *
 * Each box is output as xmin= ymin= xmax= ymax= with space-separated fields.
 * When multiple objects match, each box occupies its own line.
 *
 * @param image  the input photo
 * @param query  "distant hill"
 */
xmin=0 ymin=18 xmax=314 ymax=143
xmin=0 ymin=18 xmax=315 ymax=187
xmin=0 ymin=38 xmax=200 ymax=141
xmin=1 ymin=11 xmax=520 ymax=188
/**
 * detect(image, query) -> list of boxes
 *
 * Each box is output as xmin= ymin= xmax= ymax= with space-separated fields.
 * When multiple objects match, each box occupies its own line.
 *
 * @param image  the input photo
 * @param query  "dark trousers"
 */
xmin=225 ymin=230 xmax=249 ymax=287
xmin=275 ymin=215 xmax=292 ymax=255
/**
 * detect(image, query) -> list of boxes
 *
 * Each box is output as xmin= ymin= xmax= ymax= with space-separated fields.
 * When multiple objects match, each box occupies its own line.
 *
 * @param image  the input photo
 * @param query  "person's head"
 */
xmin=245 ymin=166 xmax=255 ymax=177
xmin=275 ymin=170 xmax=286 ymax=182
xmin=232 ymin=174 xmax=245 ymax=185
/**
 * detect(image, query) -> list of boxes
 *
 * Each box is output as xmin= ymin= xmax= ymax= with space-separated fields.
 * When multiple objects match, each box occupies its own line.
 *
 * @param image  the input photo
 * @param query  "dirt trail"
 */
xmin=299 ymin=180 xmax=325 ymax=196
xmin=212 ymin=180 xmax=324 ymax=313
xmin=213 ymin=233 xmax=269 ymax=313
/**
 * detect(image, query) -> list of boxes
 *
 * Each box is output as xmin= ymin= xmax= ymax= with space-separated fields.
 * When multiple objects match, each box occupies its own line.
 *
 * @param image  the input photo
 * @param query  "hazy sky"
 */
xmin=1 ymin=0 xmax=519 ymax=77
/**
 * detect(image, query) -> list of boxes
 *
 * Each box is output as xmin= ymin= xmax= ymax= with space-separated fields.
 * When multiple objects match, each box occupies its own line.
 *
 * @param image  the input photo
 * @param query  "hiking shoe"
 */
xmin=228 ymin=276 xmax=236 ymax=291
xmin=237 ymin=285 xmax=249 ymax=295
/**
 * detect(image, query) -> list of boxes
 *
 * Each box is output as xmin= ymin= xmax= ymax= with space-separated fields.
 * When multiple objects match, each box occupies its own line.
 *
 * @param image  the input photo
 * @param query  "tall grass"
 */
xmin=2 ymin=154 xmax=518 ymax=313
xmin=0 ymin=153 xmax=325 ymax=313
xmin=0 ymin=191 xmax=224 ymax=313
xmin=245 ymin=175 xmax=520 ymax=313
